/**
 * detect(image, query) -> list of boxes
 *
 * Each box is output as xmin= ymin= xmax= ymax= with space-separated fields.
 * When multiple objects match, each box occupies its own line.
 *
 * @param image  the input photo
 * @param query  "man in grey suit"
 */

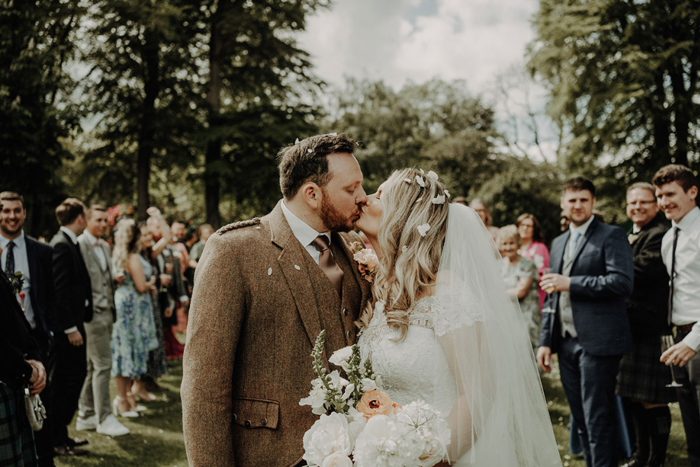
xmin=538 ymin=177 xmax=634 ymax=467
xmin=75 ymin=205 xmax=129 ymax=437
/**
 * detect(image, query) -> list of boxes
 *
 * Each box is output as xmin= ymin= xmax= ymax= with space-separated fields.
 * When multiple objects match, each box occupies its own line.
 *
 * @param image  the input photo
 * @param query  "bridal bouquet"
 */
xmin=299 ymin=331 xmax=451 ymax=467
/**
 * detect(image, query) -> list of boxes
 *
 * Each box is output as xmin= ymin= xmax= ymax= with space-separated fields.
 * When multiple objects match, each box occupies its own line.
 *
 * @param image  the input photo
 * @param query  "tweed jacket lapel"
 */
xmin=268 ymin=202 xmax=323 ymax=348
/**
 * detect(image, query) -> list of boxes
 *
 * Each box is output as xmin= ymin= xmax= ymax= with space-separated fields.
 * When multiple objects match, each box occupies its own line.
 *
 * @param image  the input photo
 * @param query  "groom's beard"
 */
xmin=320 ymin=190 xmax=356 ymax=233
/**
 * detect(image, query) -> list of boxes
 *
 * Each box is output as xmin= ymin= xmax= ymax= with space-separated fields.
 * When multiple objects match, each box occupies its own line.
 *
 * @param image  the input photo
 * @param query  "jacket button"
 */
xmin=261 ymin=418 xmax=267 ymax=426
xmin=233 ymin=413 xmax=237 ymax=421
xmin=244 ymin=420 xmax=252 ymax=428
xmin=346 ymin=330 xmax=353 ymax=340
xmin=342 ymin=308 xmax=348 ymax=316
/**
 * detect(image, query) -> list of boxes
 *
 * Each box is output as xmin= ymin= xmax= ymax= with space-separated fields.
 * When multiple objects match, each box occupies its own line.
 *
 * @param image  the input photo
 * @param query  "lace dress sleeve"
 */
xmin=432 ymin=283 xmax=485 ymax=337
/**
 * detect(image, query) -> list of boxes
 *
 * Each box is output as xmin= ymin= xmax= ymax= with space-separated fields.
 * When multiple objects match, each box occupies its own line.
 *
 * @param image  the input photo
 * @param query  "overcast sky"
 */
xmin=299 ymin=0 xmax=540 ymax=94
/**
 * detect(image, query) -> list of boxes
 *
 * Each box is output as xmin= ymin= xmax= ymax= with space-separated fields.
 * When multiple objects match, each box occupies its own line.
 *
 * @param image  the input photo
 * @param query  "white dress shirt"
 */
xmin=59 ymin=226 xmax=84 ymax=335
xmin=0 ymin=231 xmax=35 ymax=329
xmin=79 ymin=230 xmax=107 ymax=271
xmin=661 ymin=206 xmax=700 ymax=351
xmin=281 ymin=201 xmax=331 ymax=265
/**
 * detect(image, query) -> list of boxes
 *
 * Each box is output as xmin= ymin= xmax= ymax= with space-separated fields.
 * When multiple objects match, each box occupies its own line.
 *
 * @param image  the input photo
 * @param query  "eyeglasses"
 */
xmin=626 ymin=200 xmax=657 ymax=207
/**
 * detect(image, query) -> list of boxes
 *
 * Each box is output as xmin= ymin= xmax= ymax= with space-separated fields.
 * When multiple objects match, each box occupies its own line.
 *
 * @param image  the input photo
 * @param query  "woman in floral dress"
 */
xmin=110 ymin=217 xmax=158 ymax=417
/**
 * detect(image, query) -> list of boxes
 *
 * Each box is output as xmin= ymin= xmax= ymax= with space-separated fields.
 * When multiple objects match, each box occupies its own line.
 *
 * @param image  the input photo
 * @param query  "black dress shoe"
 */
xmin=54 ymin=445 xmax=88 ymax=456
xmin=65 ymin=437 xmax=89 ymax=447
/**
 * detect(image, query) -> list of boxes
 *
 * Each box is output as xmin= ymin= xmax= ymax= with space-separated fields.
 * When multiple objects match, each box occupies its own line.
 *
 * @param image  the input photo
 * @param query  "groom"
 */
xmin=182 ymin=133 xmax=372 ymax=466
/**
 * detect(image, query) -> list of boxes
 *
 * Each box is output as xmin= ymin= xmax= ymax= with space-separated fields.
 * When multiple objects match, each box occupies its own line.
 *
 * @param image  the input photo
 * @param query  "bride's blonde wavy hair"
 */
xmin=358 ymin=168 xmax=450 ymax=340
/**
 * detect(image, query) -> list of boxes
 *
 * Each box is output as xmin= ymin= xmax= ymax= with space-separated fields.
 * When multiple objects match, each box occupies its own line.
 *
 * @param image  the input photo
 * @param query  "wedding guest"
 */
xmin=496 ymin=225 xmax=541 ymax=349
xmin=0 ymin=264 xmax=46 ymax=467
xmin=451 ymin=196 xmax=469 ymax=206
xmin=110 ymin=218 xmax=158 ymax=418
xmin=516 ymin=213 xmax=550 ymax=309
xmin=49 ymin=198 xmax=93 ymax=456
xmin=655 ymin=165 xmax=700 ymax=466
xmin=147 ymin=217 xmax=187 ymax=363
xmin=133 ymin=211 xmax=172 ymax=401
xmin=538 ymin=177 xmax=634 ymax=467
xmin=617 ymin=183 xmax=674 ymax=467
xmin=189 ymin=224 xmax=214 ymax=269
xmin=0 ymin=191 xmax=56 ymax=465
xmin=470 ymin=198 xmax=499 ymax=241
xmin=75 ymin=205 xmax=129 ymax=437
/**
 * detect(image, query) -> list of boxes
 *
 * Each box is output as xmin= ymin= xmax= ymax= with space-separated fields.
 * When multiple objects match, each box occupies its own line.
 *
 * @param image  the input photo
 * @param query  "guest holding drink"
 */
xmin=617 ymin=182 xmax=674 ymax=467
xmin=517 ymin=213 xmax=550 ymax=309
xmin=654 ymin=165 xmax=700 ymax=466
xmin=497 ymin=226 xmax=541 ymax=350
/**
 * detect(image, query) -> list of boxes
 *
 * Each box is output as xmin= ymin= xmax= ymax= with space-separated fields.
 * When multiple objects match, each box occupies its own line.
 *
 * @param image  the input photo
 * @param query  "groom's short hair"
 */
xmin=278 ymin=133 xmax=356 ymax=199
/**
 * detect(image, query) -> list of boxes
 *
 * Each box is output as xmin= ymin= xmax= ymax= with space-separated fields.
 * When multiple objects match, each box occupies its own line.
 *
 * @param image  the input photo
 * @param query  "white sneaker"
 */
xmin=76 ymin=414 xmax=97 ymax=431
xmin=96 ymin=415 xmax=130 ymax=437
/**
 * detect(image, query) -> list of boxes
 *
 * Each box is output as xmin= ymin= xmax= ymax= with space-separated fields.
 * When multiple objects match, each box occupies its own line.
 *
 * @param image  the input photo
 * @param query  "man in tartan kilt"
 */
xmin=0 ymin=262 xmax=47 ymax=466
xmin=617 ymin=182 xmax=676 ymax=467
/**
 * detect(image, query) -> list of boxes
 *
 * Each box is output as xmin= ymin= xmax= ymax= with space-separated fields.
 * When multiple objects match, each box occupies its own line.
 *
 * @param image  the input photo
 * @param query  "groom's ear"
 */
xmin=300 ymin=182 xmax=322 ymax=210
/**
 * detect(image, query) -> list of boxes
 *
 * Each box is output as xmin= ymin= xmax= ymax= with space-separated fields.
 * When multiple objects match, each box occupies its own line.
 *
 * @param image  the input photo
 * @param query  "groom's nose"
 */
xmin=356 ymin=186 xmax=368 ymax=207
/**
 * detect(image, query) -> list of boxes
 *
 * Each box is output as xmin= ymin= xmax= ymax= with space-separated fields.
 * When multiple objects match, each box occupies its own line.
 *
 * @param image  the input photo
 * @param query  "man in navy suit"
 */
xmin=537 ymin=177 xmax=634 ymax=467
xmin=0 ymin=191 xmax=56 ymax=466
xmin=49 ymin=198 xmax=93 ymax=456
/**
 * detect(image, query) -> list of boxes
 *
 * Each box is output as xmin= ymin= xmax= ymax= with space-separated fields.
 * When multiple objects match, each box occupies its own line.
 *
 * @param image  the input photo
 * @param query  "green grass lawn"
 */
xmin=56 ymin=359 xmax=689 ymax=466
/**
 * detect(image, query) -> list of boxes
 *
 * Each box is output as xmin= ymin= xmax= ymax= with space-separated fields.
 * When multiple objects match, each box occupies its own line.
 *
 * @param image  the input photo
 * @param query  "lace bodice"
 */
xmin=358 ymin=296 xmax=461 ymax=418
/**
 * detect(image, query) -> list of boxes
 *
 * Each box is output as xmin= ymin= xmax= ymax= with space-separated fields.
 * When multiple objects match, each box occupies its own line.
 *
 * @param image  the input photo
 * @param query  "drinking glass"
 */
xmin=661 ymin=335 xmax=684 ymax=388
xmin=541 ymin=267 xmax=555 ymax=313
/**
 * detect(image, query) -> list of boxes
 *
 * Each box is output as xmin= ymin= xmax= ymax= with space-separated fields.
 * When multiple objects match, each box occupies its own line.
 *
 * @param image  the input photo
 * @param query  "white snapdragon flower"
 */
xmin=300 ymin=379 xmax=328 ymax=415
xmin=361 ymin=378 xmax=377 ymax=392
xmin=329 ymin=346 xmax=353 ymax=372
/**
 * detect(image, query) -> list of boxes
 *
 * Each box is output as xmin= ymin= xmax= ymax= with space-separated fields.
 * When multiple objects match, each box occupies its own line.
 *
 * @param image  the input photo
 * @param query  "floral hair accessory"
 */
xmin=415 ymin=176 xmax=426 ymax=187
xmin=415 ymin=198 xmax=422 ymax=203
xmin=426 ymin=170 xmax=438 ymax=181
xmin=295 ymin=138 xmax=300 ymax=144
xmin=431 ymin=194 xmax=446 ymax=205
xmin=403 ymin=178 xmax=412 ymax=184
xmin=417 ymin=223 xmax=430 ymax=237
xmin=419 ymin=168 xmax=425 ymax=175
xmin=401 ymin=245 xmax=408 ymax=253
xmin=445 ymin=189 xmax=451 ymax=198
xmin=307 ymin=149 xmax=313 ymax=153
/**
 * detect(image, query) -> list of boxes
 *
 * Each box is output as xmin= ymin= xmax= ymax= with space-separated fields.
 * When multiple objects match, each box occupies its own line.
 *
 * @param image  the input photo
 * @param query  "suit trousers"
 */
xmin=675 ymin=328 xmax=700 ymax=467
xmin=78 ymin=310 xmax=113 ymax=423
xmin=28 ymin=328 xmax=53 ymax=467
xmin=48 ymin=327 xmax=87 ymax=446
xmin=558 ymin=336 xmax=621 ymax=467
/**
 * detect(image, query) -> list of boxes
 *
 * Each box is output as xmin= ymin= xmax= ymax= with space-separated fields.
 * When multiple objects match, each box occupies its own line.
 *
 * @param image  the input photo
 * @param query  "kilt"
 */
xmin=0 ymin=383 xmax=38 ymax=467
xmin=616 ymin=335 xmax=678 ymax=404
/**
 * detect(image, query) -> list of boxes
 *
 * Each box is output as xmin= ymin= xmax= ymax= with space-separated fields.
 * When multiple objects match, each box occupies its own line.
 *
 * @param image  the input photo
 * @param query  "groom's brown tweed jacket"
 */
xmin=182 ymin=202 xmax=371 ymax=466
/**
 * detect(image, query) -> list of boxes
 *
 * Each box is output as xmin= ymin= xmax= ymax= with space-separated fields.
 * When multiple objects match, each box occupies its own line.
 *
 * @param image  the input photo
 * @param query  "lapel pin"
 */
xmin=294 ymin=264 xmax=301 ymax=271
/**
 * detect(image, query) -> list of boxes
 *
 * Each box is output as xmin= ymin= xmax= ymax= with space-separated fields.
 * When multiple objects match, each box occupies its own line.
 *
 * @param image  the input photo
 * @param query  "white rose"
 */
xmin=303 ymin=412 xmax=353 ymax=466
xmin=321 ymin=452 xmax=353 ymax=467
xmin=346 ymin=407 xmax=367 ymax=445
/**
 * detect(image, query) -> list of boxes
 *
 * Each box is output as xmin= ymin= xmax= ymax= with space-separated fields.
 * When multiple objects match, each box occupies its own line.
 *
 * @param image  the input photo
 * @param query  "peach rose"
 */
xmin=356 ymin=390 xmax=399 ymax=420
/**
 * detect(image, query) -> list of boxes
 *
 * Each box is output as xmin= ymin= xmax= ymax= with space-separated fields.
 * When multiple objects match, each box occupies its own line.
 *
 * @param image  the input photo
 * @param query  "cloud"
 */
xmin=299 ymin=0 xmax=540 ymax=94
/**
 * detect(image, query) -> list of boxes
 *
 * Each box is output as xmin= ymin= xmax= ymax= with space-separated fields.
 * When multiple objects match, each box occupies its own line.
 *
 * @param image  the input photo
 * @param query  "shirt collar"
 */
xmin=0 ymin=231 xmax=25 ymax=250
xmin=674 ymin=206 xmax=700 ymax=230
xmin=60 ymin=226 xmax=79 ymax=245
xmin=281 ymin=200 xmax=330 ymax=247
xmin=81 ymin=229 xmax=101 ymax=246
xmin=569 ymin=214 xmax=595 ymax=238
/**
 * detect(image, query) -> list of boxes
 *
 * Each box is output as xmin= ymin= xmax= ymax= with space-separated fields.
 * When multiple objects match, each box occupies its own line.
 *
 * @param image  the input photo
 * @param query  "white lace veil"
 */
xmin=434 ymin=203 xmax=561 ymax=466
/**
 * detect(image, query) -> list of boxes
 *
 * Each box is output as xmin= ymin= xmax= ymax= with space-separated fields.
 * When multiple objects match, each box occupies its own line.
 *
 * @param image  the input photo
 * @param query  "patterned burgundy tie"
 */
xmin=312 ymin=235 xmax=344 ymax=297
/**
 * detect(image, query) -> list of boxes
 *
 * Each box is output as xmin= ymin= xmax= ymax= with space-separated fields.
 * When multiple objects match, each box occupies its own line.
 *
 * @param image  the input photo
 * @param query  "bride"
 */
xmin=355 ymin=168 xmax=562 ymax=466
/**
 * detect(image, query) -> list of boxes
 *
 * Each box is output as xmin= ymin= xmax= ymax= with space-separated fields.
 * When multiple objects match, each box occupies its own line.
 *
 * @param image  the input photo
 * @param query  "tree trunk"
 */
xmin=651 ymin=71 xmax=670 ymax=164
xmin=204 ymin=10 xmax=222 ymax=227
xmin=669 ymin=64 xmax=690 ymax=167
xmin=137 ymin=27 xmax=160 ymax=220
